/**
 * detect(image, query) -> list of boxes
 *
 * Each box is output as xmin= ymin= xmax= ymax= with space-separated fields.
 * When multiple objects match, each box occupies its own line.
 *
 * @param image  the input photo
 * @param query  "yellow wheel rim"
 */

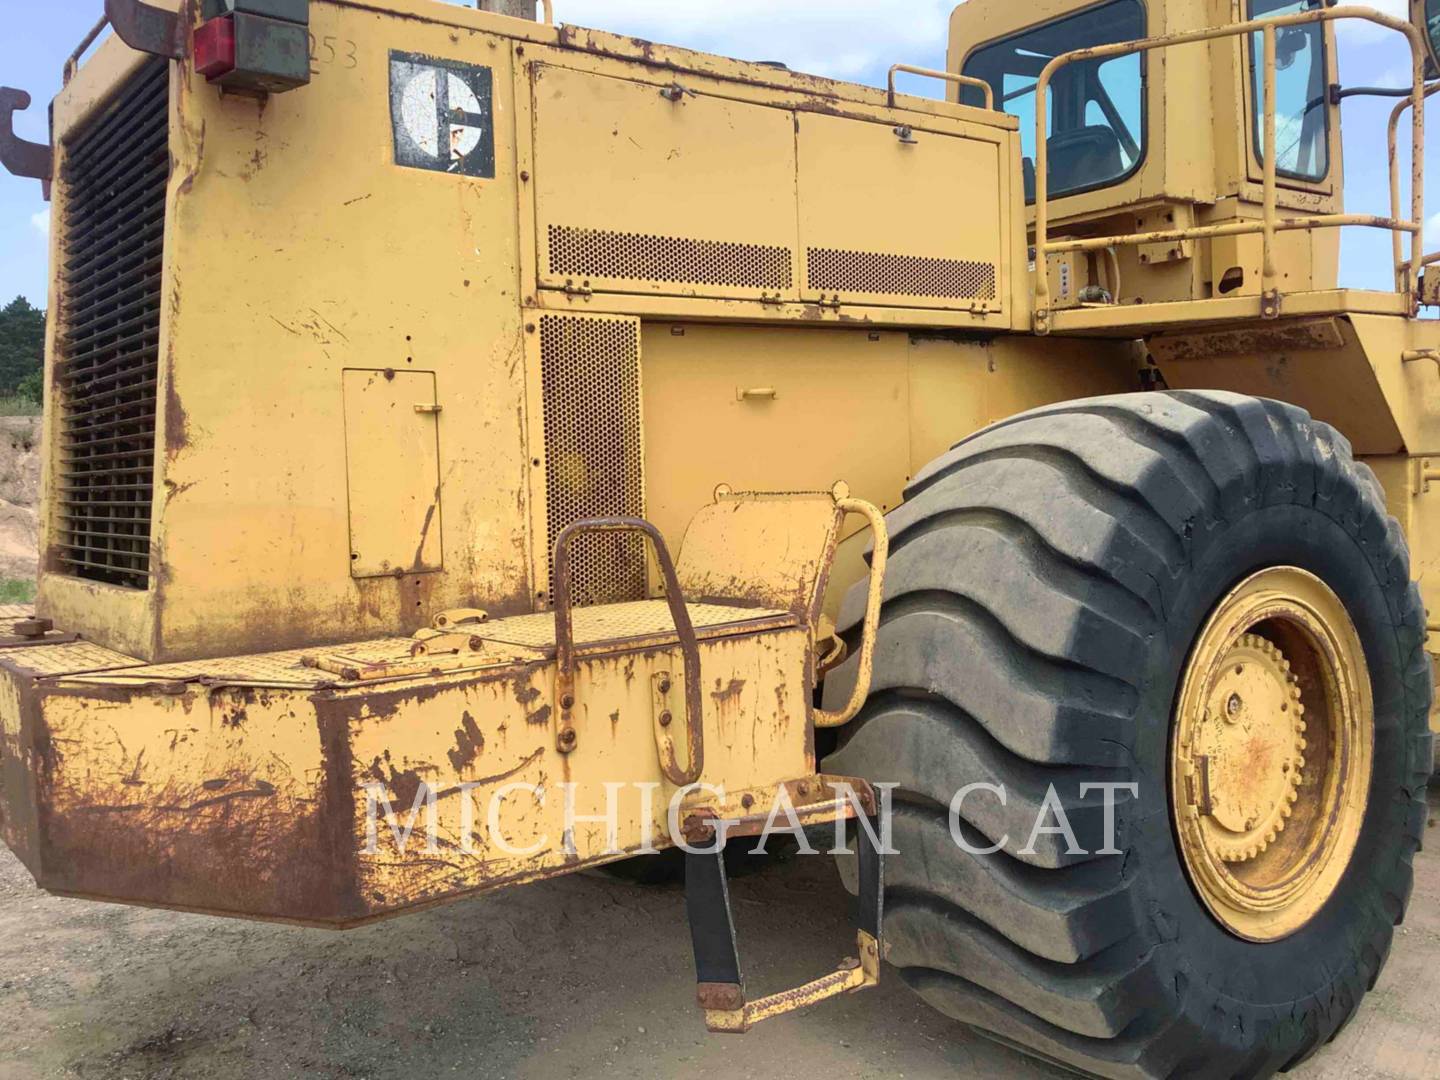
xmin=1170 ymin=567 xmax=1373 ymax=942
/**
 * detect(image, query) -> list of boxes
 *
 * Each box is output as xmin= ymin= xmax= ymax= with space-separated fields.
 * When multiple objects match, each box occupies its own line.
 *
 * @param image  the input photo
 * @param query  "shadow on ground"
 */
xmin=0 ymin=787 xmax=1435 ymax=1079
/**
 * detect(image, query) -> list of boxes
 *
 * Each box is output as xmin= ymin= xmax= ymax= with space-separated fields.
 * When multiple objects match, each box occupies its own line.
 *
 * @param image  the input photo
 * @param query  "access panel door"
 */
xmin=531 ymin=64 xmax=801 ymax=303
xmin=343 ymin=369 xmax=443 ymax=579
xmin=797 ymin=112 xmax=1005 ymax=314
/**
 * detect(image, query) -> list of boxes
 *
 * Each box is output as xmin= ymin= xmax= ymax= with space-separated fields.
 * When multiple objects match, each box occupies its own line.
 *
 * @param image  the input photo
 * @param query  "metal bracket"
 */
xmin=105 ymin=0 xmax=187 ymax=61
xmin=432 ymin=607 xmax=488 ymax=630
xmin=0 ymin=88 xmax=51 ymax=192
xmin=651 ymin=669 xmax=700 ymax=786
xmin=685 ymin=798 xmax=884 ymax=1033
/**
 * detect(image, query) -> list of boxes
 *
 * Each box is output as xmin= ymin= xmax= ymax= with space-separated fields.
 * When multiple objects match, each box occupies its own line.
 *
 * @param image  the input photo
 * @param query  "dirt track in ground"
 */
xmin=0 ymin=786 xmax=1436 ymax=1080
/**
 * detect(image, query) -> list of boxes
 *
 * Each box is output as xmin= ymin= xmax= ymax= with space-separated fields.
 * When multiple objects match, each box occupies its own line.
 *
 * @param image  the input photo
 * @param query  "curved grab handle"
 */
xmin=815 ymin=498 xmax=890 ymax=729
xmin=0 ymin=88 xmax=50 ymax=185
xmin=104 ymin=0 xmax=185 ymax=61
xmin=887 ymin=64 xmax=994 ymax=110
xmin=552 ymin=517 xmax=704 ymax=784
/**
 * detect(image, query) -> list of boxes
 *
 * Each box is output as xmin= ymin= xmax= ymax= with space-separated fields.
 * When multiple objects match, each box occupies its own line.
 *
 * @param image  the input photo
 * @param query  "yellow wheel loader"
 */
xmin=0 ymin=0 xmax=1435 ymax=1075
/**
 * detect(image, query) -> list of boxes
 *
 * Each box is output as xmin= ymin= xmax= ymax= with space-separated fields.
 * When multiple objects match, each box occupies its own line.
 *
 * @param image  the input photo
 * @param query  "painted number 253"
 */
xmin=309 ymin=34 xmax=359 ymax=72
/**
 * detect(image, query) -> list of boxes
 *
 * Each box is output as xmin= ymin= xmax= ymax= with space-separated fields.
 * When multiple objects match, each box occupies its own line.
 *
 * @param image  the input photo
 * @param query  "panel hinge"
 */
xmin=1412 ymin=456 xmax=1440 ymax=495
xmin=562 ymin=279 xmax=594 ymax=299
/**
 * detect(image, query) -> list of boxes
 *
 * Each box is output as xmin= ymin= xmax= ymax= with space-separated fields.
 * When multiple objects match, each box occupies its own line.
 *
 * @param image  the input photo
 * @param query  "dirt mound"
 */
xmin=0 ymin=416 xmax=40 ymax=583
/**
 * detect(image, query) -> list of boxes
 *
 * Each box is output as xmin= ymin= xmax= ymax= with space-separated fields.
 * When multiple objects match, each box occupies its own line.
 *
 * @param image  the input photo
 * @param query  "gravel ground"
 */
xmin=0 ymin=786 xmax=1435 ymax=1080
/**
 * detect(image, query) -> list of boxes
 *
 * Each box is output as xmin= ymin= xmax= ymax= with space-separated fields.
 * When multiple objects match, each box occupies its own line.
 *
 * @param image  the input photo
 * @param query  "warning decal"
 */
xmin=389 ymin=52 xmax=496 ymax=178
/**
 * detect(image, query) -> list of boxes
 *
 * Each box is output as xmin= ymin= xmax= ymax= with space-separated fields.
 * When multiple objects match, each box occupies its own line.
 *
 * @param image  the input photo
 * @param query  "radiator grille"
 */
xmin=54 ymin=61 xmax=169 ymax=589
xmin=548 ymin=225 xmax=793 ymax=290
xmin=806 ymin=247 xmax=997 ymax=301
xmin=539 ymin=315 xmax=646 ymax=607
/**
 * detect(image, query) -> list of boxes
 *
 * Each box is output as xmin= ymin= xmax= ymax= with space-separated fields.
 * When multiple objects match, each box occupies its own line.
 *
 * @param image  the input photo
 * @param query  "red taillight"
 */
xmin=194 ymin=16 xmax=237 ymax=82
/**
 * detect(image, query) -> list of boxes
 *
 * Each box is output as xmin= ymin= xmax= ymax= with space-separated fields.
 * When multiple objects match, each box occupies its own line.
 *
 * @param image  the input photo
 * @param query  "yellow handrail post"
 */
xmin=886 ymin=65 xmax=995 ymax=111
xmin=1261 ymin=24 xmax=1279 ymax=315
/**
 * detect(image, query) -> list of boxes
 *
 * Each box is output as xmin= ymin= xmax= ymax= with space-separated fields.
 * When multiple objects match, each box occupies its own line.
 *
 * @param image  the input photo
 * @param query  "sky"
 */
xmin=0 ymin=0 xmax=1435 ymax=308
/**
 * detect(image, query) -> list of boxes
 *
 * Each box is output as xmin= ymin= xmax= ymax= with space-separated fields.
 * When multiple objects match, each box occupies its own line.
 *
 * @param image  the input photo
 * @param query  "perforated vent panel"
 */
xmin=548 ymin=226 xmax=793 ymax=291
xmin=539 ymin=315 xmax=646 ymax=607
xmin=806 ymin=248 xmax=997 ymax=301
xmin=54 ymin=61 xmax=169 ymax=589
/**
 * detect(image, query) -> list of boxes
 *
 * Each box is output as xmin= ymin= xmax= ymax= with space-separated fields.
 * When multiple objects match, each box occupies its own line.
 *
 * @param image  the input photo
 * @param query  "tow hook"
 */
xmin=0 ymin=87 xmax=50 ymax=198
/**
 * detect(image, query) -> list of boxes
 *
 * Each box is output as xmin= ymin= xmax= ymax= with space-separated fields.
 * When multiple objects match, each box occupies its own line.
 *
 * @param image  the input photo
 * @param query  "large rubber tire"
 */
xmin=822 ymin=391 xmax=1432 ymax=1079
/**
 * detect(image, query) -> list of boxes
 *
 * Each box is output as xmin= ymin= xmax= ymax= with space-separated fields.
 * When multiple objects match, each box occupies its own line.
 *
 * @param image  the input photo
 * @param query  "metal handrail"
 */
xmin=887 ymin=64 xmax=994 ymax=110
xmin=1032 ymin=5 xmax=1427 ymax=329
xmin=63 ymin=15 xmax=109 ymax=86
xmin=1389 ymin=80 xmax=1440 ymax=286
xmin=551 ymin=516 xmax=704 ymax=784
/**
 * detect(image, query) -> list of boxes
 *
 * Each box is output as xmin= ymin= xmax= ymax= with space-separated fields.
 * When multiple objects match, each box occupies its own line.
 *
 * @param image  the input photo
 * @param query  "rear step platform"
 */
xmin=0 ymin=486 xmax=888 ymax=936
xmin=0 ymin=596 xmax=809 ymax=925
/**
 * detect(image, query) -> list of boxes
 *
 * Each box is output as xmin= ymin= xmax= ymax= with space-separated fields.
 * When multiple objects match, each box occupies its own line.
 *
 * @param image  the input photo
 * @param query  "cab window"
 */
xmin=1248 ymin=0 xmax=1329 ymax=182
xmin=962 ymin=0 xmax=1146 ymax=202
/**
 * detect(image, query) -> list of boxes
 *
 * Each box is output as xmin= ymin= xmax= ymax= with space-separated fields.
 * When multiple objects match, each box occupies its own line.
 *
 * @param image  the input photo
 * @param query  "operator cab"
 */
xmin=947 ymin=0 xmax=1412 ymax=330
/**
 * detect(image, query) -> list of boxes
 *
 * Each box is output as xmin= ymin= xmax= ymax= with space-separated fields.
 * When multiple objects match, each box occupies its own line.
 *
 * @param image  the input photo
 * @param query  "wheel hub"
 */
xmin=1192 ymin=634 xmax=1305 ymax=864
xmin=1171 ymin=568 xmax=1373 ymax=942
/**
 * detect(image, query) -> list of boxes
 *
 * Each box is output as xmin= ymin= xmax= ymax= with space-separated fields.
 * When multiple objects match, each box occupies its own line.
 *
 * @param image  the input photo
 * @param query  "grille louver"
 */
xmin=54 ymin=61 xmax=169 ymax=589
xmin=539 ymin=314 xmax=646 ymax=607
xmin=548 ymin=225 xmax=793 ymax=291
xmin=806 ymin=247 xmax=997 ymax=301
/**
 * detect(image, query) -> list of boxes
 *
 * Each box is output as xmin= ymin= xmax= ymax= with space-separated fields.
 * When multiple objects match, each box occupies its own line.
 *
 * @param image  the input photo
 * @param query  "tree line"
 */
xmin=0 ymin=296 xmax=44 ymax=404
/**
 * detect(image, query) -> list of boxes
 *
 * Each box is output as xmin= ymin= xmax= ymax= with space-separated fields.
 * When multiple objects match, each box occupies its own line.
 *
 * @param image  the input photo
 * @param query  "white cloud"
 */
xmin=1337 ymin=0 xmax=1413 ymax=48
xmin=29 ymin=210 xmax=48 ymax=237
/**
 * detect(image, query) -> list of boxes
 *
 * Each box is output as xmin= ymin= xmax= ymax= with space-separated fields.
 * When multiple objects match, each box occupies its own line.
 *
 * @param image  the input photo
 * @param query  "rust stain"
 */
xmin=446 ymin=711 xmax=485 ymax=772
xmin=163 ymin=340 xmax=193 ymax=462
xmin=367 ymin=749 xmax=434 ymax=811
xmin=411 ymin=491 xmax=440 ymax=571
xmin=711 ymin=678 xmax=746 ymax=706
xmin=1150 ymin=318 xmax=1345 ymax=363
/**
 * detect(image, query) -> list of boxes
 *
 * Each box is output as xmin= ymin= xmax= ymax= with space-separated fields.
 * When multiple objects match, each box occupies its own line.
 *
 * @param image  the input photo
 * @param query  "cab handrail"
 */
xmin=1031 ymin=6 xmax=1427 ymax=331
